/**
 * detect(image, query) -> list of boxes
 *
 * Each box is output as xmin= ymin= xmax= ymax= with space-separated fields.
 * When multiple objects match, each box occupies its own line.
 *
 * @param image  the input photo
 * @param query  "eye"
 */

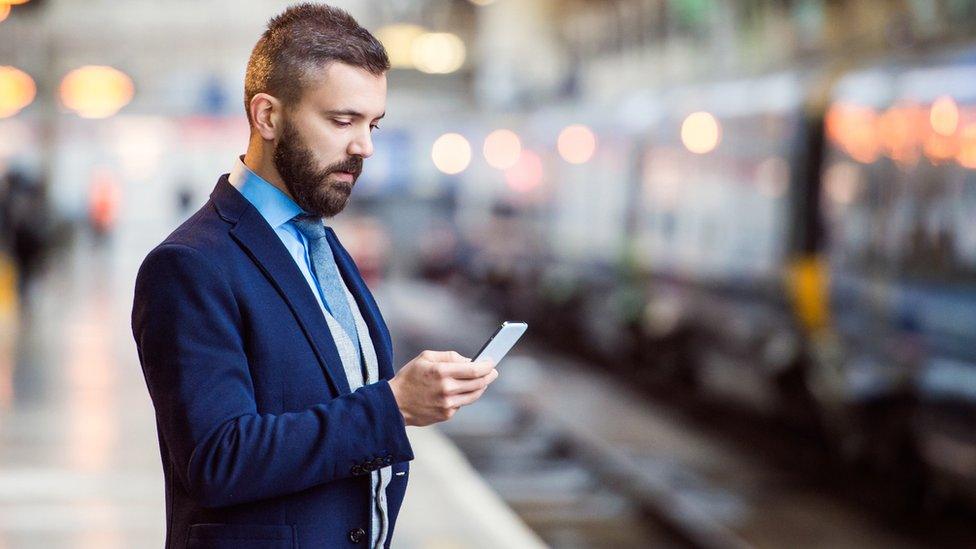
xmin=333 ymin=120 xmax=352 ymax=128
xmin=370 ymin=124 xmax=380 ymax=132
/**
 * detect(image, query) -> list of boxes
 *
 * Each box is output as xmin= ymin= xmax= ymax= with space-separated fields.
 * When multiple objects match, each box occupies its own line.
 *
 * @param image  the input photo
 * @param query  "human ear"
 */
xmin=250 ymin=93 xmax=283 ymax=141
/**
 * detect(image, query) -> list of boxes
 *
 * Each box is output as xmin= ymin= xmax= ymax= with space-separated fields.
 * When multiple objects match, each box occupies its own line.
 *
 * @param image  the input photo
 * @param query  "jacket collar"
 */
xmin=211 ymin=175 xmax=393 ymax=394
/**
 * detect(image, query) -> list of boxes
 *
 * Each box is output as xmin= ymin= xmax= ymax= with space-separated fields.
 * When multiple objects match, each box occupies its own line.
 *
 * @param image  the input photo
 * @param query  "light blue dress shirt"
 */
xmin=228 ymin=157 xmax=391 ymax=548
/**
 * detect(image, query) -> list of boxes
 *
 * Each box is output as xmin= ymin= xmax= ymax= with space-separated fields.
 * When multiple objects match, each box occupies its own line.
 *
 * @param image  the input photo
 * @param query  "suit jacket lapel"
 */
xmin=212 ymin=176 xmax=353 ymax=396
xmin=326 ymin=227 xmax=395 ymax=380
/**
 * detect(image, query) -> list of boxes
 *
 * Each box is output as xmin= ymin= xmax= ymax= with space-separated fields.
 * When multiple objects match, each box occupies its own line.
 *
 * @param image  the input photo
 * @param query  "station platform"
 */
xmin=0 ymin=237 xmax=545 ymax=549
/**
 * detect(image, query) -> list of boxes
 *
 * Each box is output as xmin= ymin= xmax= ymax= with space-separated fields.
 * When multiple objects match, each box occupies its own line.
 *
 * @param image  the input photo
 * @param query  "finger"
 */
xmin=420 ymin=350 xmax=462 ymax=362
xmin=446 ymin=386 xmax=488 ymax=408
xmin=421 ymin=350 xmax=472 ymax=363
xmin=442 ymin=360 xmax=494 ymax=379
xmin=444 ymin=370 xmax=496 ymax=395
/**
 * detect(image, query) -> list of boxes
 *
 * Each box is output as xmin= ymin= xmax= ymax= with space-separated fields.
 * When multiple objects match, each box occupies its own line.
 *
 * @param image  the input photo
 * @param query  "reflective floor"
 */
xmin=0 ymin=237 xmax=165 ymax=548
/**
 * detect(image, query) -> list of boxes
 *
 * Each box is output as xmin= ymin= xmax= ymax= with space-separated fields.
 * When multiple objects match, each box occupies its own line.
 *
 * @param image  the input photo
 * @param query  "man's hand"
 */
xmin=388 ymin=350 xmax=498 ymax=427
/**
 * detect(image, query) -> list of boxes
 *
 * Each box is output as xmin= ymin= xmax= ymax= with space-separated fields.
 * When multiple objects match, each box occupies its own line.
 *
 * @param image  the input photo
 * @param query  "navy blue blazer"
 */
xmin=132 ymin=175 xmax=414 ymax=549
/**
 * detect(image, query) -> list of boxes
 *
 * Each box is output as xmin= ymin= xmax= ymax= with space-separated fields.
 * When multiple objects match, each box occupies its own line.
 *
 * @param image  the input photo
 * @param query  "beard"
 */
xmin=272 ymin=119 xmax=363 ymax=218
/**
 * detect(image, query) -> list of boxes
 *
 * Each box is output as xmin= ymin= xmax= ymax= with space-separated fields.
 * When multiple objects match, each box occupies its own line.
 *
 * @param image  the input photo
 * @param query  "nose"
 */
xmin=347 ymin=128 xmax=374 ymax=159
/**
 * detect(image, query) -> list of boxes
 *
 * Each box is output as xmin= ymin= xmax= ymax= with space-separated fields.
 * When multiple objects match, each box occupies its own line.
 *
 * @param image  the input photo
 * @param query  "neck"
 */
xmin=243 ymin=136 xmax=294 ymax=200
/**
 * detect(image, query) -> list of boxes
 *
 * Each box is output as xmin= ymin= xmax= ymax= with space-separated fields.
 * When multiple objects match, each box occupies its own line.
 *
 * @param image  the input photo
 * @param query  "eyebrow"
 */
xmin=325 ymin=109 xmax=385 ymax=121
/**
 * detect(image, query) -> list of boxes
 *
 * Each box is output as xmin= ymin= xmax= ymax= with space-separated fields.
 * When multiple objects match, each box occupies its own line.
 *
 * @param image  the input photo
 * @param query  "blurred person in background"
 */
xmin=175 ymin=179 xmax=196 ymax=219
xmin=1 ymin=168 xmax=50 ymax=303
xmin=87 ymin=167 xmax=122 ymax=242
xmin=131 ymin=4 xmax=498 ymax=548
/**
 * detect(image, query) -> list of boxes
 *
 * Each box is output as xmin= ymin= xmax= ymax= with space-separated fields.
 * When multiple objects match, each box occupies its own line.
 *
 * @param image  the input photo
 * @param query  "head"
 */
xmin=245 ymin=3 xmax=389 ymax=218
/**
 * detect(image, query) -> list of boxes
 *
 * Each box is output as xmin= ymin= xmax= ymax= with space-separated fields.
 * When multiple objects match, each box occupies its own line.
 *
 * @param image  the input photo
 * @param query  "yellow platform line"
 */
xmin=0 ymin=253 xmax=17 ymax=323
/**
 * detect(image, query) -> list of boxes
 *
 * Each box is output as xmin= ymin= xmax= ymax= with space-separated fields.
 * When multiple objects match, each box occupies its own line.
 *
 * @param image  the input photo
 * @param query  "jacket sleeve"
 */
xmin=131 ymin=243 xmax=413 ymax=508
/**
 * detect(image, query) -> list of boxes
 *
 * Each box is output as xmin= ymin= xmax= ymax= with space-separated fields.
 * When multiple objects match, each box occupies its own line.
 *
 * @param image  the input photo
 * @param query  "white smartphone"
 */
xmin=472 ymin=321 xmax=528 ymax=366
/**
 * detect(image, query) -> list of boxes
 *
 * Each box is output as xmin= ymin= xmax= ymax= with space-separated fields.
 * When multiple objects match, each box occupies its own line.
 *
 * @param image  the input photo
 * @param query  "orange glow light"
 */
xmin=924 ymin=134 xmax=958 ymax=163
xmin=930 ymin=95 xmax=959 ymax=136
xmin=60 ymin=65 xmax=134 ymax=119
xmin=0 ymin=5 xmax=10 ymax=23
xmin=846 ymin=122 xmax=880 ymax=163
xmin=505 ymin=149 xmax=543 ymax=193
xmin=827 ymin=103 xmax=880 ymax=164
xmin=557 ymin=124 xmax=597 ymax=164
xmin=431 ymin=133 xmax=471 ymax=175
xmin=0 ymin=66 xmax=36 ymax=118
xmin=483 ymin=129 xmax=522 ymax=169
xmin=878 ymin=106 xmax=914 ymax=159
xmin=680 ymin=112 xmax=720 ymax=154
xmin=957 ymin=124 xmax=976 ymax=169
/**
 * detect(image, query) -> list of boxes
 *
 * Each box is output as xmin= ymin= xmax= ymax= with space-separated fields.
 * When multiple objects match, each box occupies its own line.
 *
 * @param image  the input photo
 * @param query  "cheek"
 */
xmin=306 ymin=120 xmax=351 ymax=161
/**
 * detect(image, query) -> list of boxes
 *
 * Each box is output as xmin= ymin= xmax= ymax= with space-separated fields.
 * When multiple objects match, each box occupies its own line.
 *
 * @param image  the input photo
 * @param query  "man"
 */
xmin=131 ymin=4 xmax=498 ymax=548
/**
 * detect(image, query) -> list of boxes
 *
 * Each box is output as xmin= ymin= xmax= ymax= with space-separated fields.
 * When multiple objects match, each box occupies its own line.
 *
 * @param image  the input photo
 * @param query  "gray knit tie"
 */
xmin=292 ymin=215 xmax=360 ymax=359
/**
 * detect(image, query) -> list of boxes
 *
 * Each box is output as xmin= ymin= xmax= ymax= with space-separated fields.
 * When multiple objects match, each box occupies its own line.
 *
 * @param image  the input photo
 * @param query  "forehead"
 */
xmin=300 ymin=62 xmax=387 ymax=116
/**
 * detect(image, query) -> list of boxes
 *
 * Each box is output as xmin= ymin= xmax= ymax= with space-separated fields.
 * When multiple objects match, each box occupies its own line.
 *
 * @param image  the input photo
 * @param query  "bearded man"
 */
xmin=131 ymin=4 xmax=497 ymax=548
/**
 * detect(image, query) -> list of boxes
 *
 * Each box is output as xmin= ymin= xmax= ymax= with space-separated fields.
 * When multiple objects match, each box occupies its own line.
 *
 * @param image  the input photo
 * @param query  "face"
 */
xmin=272 ymin=62 xmax=387 ymax=218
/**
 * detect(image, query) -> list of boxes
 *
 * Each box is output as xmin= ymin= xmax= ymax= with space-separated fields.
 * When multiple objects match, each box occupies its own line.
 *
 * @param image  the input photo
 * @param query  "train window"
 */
xmin=636 ymin=110 xmax=792 ymax=279
xmin=888 ymin=159 xmax=976 ymax=283
xmin=828 ymin=144 xmax=976 ymax=284
xmin=951 ymin=170 xmax=976 ymax=269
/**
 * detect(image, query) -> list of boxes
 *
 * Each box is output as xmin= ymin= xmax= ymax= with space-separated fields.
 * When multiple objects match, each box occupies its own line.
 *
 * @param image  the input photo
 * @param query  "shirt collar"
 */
xmin=228 ymin=156 xmax=306 ymax=229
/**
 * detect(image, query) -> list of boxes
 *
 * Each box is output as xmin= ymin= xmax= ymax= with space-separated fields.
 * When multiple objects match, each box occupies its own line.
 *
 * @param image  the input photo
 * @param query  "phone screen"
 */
xmin=472 ymin=321 xmax=528 ymax=365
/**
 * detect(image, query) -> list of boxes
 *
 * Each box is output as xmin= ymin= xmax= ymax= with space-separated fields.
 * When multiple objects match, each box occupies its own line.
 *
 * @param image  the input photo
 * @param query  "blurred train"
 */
xmin=406 ymin=44 xmax=976 ymax=507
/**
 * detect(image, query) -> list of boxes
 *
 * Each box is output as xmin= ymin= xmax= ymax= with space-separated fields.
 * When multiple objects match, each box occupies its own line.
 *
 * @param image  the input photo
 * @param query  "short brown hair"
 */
xmin=244 ymin=3 xmax=390 ymax=126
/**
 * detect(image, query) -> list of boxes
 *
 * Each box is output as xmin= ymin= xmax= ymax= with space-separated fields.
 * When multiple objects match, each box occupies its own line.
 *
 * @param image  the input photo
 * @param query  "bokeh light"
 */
xmin=924 ymin=134 xmax=958 ymax=162
xmin=505 ymin=149 xmax=544 ymax=193
xmin=930 ymin=95 xmax=959 ymax=136
xmin=826 ymin=103 xmax=880 ymax=164
xmin=824 ymin=161 xmax=862 ymax=205
xmin=877 ymin=105 xmax=920 ymax=166
xmin=557 ymin=124 xmax=597 ymax=164
xmin=431 ymin=132 xmax=471 ymax=175
xmin=680 ymin=111 xmax=721 ymax=154
xmin=0 ymin=5 xmax=11 ymax=23
xmin=878 ymin=107 xmax=910 ymax=155
xmin=412 ymin=32 xmax=466 ymax=74
xmin=0 ymin=66 xmax=36 ymax=118
xmin=375 ymin=24 xmax=426 ymax=69
xmin=957 ymin=124 xmax=976 ymax=169
xmin=483 ymin=129 xmax=522 ymax=169
xmin=60 ymin=65 xmax=134 ymax=119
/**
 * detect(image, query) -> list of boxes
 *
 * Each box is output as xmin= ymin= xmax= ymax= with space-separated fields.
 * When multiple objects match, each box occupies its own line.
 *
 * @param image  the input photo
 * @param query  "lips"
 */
xmin=331 ymin=171 xmax=357 ymax=183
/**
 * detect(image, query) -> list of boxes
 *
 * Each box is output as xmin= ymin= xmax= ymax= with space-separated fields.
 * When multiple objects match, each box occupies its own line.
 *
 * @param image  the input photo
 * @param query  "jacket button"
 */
xmin=383 ymin=455 xmax=392 ymax=466
xmin=348 ymin=527 xmax=366 ymax=543
xmin=350 ymin=464 xmax=364 ymax=476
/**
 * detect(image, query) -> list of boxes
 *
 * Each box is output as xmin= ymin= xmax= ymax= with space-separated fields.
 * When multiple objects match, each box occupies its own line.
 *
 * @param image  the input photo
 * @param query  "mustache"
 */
xmin=327 ymin=156 xmax=363 ymax=177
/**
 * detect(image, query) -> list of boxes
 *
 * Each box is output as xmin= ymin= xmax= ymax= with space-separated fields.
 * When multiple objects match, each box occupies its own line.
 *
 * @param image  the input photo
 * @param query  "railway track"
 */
xmin=382 ymin=280 xmax=975 ymax=548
